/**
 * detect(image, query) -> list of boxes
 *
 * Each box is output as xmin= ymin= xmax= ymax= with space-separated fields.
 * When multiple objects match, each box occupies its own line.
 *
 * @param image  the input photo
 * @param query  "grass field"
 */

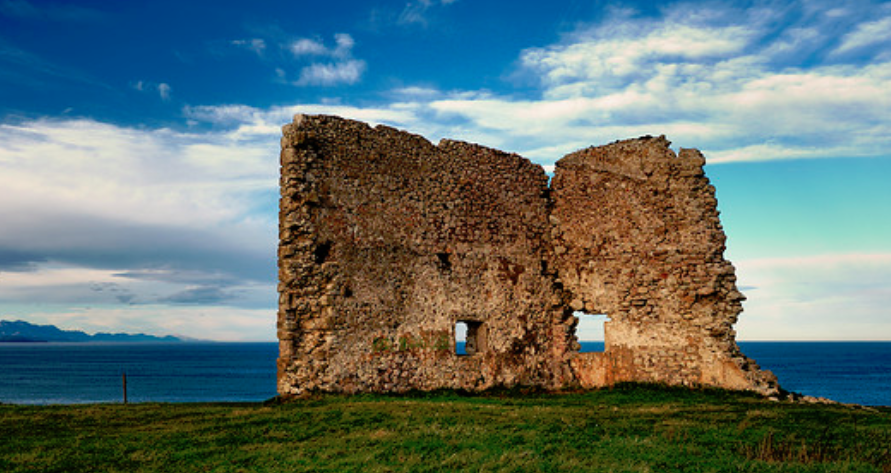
xmin=1 ymin=385 xmax=889 ymax=472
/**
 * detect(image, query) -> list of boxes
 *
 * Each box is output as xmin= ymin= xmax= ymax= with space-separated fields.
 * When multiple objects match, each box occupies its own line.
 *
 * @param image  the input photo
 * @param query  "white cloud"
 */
xmin=296 ymin=60 xmax=366 ymax=86
xmin=289 ymin=38 xmax=327 ymax=56
xmin=333 ymin=33 xmax=355 ymax=57
xmin=832 ymin=15 xmax=891 ymax=55
xmin=734 ymin=254 xmax=891 ymax=340
xmin=391 ymin=86 xmax=441 ymax=98
xmin=192 ymin=2 xmax=891 ymax=166
xmin=521 ymin=17 xmax=753 ymax=98
xmin=285 ymin=34 xmax=365 ymax=87
xmin=0 ymin=118 xmax=273 ymax=228
xmin=183 ymin=102 xmax=420 ymax=138
xmin=157 ymin=82 xmax=171 ymax=101
xmin=398 ymin=0 xmax=455 ymax=26
xmin=132 ymin=80 xmax=173 ymax=101
xmin=0 ymin=117 xmax=278 ymax=321
xmin=405 ymin=3 xmax=891 ymax=165
xmin=0 ymin=263 xmax=274 ymax=309
xmin=289 ymin=33 xmax=355 ymax=58
xmin=231 ymin=38 xmax=266 ymax=55
xmin=19 ymin=305 xmax=275 ymax=341
xmin=0 ymin=116 xmax=281 ymax=333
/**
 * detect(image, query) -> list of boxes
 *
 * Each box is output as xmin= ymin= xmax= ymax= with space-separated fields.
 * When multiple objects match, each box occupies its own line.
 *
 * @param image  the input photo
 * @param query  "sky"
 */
xmin=0 ymin=0 xmax=889 ymax=341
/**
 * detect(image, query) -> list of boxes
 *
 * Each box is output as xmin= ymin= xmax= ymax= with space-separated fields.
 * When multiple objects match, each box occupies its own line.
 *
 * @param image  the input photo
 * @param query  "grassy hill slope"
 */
xmin=1 ymin=385 xmax=889 ymax=472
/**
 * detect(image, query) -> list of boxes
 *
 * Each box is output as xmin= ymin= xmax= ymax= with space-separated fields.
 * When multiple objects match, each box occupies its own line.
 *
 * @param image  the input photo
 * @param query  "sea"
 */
xmin=0 ymin=341 xmax=889 ymax=406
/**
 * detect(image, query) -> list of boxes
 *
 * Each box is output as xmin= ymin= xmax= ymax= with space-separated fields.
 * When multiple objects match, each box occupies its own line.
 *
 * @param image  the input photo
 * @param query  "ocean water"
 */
xmin=739 ymin=342 xmax=891 ymax=406
xmin=0 ymin=342 xmax=278 ymax=405
xmin=1 ymin=341 xmax=889 ymax=406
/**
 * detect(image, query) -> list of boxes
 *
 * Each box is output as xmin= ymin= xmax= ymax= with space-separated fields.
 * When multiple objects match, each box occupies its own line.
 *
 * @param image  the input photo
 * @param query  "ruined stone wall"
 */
xmin=278 ymin=115 xmax=573 ymax=395
xmin=551 ymin=137 xmax=776 ymax=391
xmin=278 ymin=114 xmax=779 ymax=397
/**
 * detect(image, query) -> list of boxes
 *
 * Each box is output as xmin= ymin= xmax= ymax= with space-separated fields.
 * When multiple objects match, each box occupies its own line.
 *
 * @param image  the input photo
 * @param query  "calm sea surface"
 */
xmin=739 ymin=341 xmax=891 ymax=406
xmin=1 ymin=341 xmax=888 ymax=406
xmin=0 ymin=342 xmax=278 ymax=405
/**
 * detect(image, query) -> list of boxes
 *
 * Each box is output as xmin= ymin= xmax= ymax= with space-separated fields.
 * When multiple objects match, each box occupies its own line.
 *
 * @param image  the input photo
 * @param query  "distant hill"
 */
xmin=0 ymin=320 xmax=183 ymax=343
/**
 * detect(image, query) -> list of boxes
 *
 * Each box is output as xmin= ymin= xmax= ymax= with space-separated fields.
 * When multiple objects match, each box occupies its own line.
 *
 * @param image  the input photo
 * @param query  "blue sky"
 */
xmin=1 ymin=0 xmax=889 ymax=341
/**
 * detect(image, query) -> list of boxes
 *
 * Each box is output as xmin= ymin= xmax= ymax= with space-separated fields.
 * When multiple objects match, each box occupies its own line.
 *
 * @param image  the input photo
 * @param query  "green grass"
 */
xmin=2 ymin=385 xmax=889 ymax=472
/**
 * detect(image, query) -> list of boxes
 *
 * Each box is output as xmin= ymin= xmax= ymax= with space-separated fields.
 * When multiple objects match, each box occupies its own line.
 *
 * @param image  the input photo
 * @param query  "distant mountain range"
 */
xmin=0 ymin=320 xmax=183 ymax=343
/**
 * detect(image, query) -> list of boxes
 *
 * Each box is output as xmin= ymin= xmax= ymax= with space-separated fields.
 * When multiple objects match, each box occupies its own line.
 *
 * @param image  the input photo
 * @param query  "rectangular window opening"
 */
xmin=455 ymin=320 xmax=486 ymax=356
xmin=574 ymin=312 xmax=609 ymax=353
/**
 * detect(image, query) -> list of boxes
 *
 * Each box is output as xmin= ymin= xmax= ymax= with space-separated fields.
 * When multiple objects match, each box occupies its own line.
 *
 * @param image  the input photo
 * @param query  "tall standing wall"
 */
xmin=551 ymin=136 xmax=776 ymax=391
xmin=278 ymin=114 xmax=779 ymax=397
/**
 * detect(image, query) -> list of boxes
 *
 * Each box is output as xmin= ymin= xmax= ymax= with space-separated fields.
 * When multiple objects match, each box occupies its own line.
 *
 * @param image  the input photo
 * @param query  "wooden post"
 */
xmin=122 ymin=372 xmax=128 ymax=404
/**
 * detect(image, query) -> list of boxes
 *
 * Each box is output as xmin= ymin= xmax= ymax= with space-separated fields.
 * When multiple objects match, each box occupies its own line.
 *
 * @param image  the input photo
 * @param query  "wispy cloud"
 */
xmin=158 ymin=82 xmax=171 ymax=101
xmin=398 ymin=0 xmax=457 ymax=27
xmin=20 ymin=305 xmax=275 ymax=341
xmin=0 ymin=117 xmax=278 ymax=326
xmin=185 ymin=2 xmax=891 ymax=167
xmin=832 ymin=14 xmax=891 ymax=56
xmin=521 ymin=23 xmax=752 ymax=97
xmin=289 ymin=38 xmax=328 ymax=56
xmin=183 ymin=103 xmax=420 ymax=137
xmin=282 ymin=33 xmax=366 ymax=86
xmin=220 ymin=32 xmax=366 ymax=88
xmin=160 ymin=285 xmax=236 ymax=305
xmin=402 ymin=1 xmax=891 ymax=165
xmin=295 ymin=60 xmax=365 ymax=86
xmin=230 ymin=38 xmax=266 ymax=56
xmin=285 ymin=34 xmax=356 ymax=60
xmin=132 ymin=80 xmax=172 ymax=101
xmin=366 ymin=0 xmax=457 ymax=30
xmin=735 ymin=254 xmax=891 ymax=340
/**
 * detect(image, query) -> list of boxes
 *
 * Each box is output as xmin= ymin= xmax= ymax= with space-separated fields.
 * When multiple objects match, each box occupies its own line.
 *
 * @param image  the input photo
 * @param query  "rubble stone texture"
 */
xmin=278 ymin=114 xmax=779 ymax=397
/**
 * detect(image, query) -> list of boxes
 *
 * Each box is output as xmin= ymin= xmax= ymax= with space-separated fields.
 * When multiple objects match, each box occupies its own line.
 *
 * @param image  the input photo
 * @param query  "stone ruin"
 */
xmin=277 ymin=114 xmax=780 ymax=397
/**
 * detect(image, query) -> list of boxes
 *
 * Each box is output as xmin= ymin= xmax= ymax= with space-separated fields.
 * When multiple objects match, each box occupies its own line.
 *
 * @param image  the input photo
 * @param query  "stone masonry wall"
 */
xmin=551 ymin=137 xmax=776 ymax=391
xmin=278 ymin=114 xmax=779 ymax=397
